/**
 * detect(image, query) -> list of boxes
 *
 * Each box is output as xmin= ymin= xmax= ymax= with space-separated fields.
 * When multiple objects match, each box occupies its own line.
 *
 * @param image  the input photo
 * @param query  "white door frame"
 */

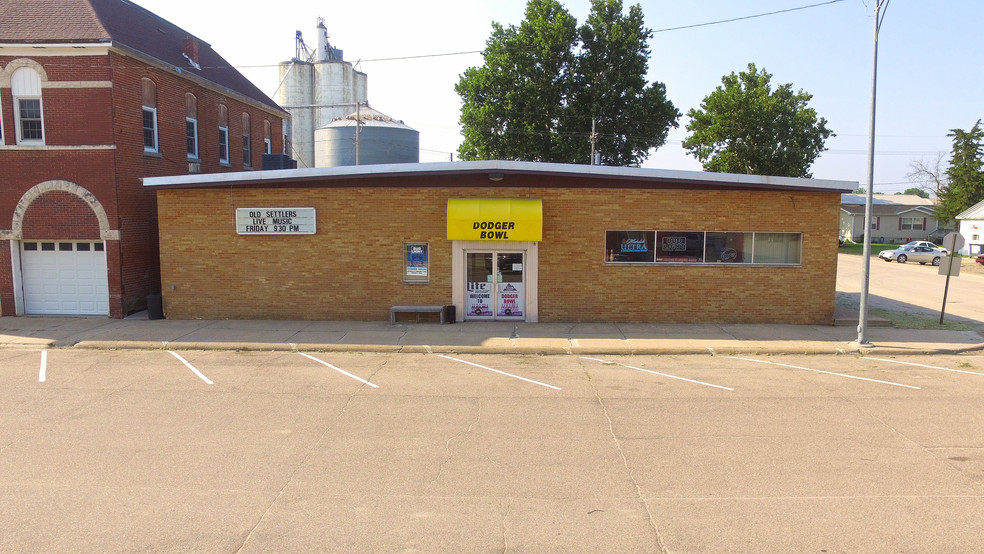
xmin=452 ymin=240 xmax=538 ymax=322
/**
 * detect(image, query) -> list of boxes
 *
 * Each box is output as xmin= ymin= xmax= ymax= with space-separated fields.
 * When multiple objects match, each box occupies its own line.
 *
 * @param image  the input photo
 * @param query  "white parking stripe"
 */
xmin=865 ymin=357 xmax=984 ymax=377
xmin=298 ymin=352 xmax=380 ymax=388
xmin=581 ymin=357 xmax=734 ymax=391
xmin=167 ymin=351 xmax=214 ymax=385
xmin=39 ymin=350 xmax=47 ymax=383
xmin=437 ymin=355 xmax=562 ymax=390
xmin=729 ymin=356 xmax=921 ymax=389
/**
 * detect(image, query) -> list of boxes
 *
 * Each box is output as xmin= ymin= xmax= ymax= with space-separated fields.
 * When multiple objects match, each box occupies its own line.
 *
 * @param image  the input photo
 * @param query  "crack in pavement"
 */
xmin=434 ymin=399 xmax=482 ymax=483
xmin=235 ymin=357 xmax=380 ymax=553
xmin=583 ymin=363 xmax=668 ymax=553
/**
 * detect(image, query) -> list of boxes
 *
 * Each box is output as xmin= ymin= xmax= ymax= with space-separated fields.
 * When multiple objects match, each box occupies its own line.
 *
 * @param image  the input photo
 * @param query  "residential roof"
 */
xmin=0 ymin=0 xmax=284 ymax=114
xmin=957 ymin=199 xmax=984 ymax=220
xmin=841 ymin=193 xmax=935 ymax=206
xmin=143 ymin=159 xmax=858 ymax=192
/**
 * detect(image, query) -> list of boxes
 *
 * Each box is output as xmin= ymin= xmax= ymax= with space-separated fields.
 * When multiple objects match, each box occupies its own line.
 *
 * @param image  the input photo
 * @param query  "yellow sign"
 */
xmin=447 ymin=198 xmax=542 ymax=241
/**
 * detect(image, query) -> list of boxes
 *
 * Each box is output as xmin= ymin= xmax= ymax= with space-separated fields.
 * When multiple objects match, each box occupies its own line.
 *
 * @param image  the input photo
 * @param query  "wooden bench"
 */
xmin=390 ymin=305 xmax=446 ymax=324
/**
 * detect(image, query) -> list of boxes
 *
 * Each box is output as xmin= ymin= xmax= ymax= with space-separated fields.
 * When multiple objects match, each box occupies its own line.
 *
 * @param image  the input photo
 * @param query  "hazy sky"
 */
xmin=133 ymin=0 xmax=982 ymax=193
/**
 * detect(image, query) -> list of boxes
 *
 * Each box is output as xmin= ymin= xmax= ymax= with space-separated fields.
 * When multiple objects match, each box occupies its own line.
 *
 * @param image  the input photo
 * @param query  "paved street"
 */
xmin=2 ymin=349 xmax=983 ymax=551
xmin=837 ymin=252 xmax=984 ymax=326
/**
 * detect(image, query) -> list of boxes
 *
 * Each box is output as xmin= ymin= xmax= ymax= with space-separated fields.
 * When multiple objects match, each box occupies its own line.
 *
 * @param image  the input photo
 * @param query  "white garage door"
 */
xmin=21 ymin=241 xmax=109 ymax=316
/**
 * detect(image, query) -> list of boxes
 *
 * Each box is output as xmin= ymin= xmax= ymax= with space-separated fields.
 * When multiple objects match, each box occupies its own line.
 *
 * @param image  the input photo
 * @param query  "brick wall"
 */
xmin=21 ymin=191 xmax=101 ymax=239
xmin=0 ymin=51 xmax=287 ymax=317
xmin=156 ymin=177 xmax=840 ymax=324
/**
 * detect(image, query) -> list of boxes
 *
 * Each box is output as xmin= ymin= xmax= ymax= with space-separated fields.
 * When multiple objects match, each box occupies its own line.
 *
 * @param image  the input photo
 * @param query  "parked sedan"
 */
xmin=903 ymin=240 xmax=948 ymax=254
xmin=878 ymin=245 xmax=945 ymax=265
xmin=976 ymin=253 xmax=984 ymax=266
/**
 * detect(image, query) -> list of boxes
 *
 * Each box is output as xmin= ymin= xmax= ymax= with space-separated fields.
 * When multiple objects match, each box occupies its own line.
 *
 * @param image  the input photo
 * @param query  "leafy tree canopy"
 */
xmin=456 ymin=0 xmax=679 ymax=166
xmin=898 ymin=187 xmax=929 ymax=198
xmin=682 ymin=63 xmax=833 ymax=178
xmin=935 ymin=120 xmax=984 ymax=225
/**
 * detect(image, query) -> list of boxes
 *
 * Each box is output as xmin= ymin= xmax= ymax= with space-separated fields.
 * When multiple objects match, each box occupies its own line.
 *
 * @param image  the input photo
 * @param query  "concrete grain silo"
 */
xmin=276 ymin=18 xmax=367 ymax=168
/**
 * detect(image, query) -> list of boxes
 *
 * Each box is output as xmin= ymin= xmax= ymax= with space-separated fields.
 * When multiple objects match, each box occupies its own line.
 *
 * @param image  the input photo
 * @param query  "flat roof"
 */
xmin=143 ymin=160 xmax=857 ymax=192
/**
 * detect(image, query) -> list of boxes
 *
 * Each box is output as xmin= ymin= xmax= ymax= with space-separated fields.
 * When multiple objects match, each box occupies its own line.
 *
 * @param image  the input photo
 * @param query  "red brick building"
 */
xmin=0 ymin=0 xmax=288 ymax=317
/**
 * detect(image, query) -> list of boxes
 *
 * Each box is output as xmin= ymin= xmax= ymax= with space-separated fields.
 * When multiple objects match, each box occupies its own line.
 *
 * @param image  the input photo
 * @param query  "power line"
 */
xmin=652 ymin=0 xmax=847 ymax=33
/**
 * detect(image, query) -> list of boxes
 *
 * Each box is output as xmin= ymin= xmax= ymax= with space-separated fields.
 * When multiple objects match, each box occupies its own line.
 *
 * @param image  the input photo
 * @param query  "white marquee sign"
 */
xmin=236 ymin=208 xmax=316 ymax=235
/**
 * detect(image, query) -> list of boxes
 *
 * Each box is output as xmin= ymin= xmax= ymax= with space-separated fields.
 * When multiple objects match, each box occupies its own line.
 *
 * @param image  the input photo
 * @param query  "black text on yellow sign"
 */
xmin=474 ymin=221 xmax=515 ymax=239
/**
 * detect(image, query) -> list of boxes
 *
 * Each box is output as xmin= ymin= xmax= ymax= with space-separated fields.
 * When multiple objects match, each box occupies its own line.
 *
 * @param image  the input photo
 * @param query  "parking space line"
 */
xmin=581 ymin=357 xmax=734 ymax=391
xmin=167 ymin=351 xmax=214 ymax=385
xmin=437 ymin=355 xmax=562 ymax=390
xmin=865 ymin=357 xmax=984 ymax=377
xmin=39 ymin=350 xmax=47 ymax=383
xmin=729 ymin=356 xmax=921 ymax=389
xmin=298 ymin=352 xmax=380 ymax=388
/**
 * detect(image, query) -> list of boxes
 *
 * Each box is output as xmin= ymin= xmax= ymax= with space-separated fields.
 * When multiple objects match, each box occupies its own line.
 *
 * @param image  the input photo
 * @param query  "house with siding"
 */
xmin=0 ymin=0 xmax=289 ymax=317
xmin=956 ymin=200 xmax=984 ymax=255
xmin=839 ymin=194 xmax=948 ymax=244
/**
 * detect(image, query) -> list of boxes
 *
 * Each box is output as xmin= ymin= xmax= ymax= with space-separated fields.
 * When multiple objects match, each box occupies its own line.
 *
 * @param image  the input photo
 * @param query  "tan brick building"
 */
xmin=146 ymin=161 xmax=854 ymax=324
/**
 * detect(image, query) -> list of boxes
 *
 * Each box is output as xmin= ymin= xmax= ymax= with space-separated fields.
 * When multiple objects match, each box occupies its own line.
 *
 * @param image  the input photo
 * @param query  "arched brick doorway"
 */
xmin=7 ymin=181 xmax=118 ymax=316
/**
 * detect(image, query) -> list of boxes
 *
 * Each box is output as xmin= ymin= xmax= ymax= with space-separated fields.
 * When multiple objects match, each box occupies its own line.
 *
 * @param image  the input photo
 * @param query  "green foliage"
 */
xmin=853 ymin=187 xmax=867 ymax=194
xmin=682 ymin=63 xmax=833 ymax=178
xmin=935 ymin=120 xmax=984 ymax=225
xmin=456 ymin=0 xmax=679 ymax=165
xmin=456 ymin=0 xmax=577 ymax=162
xmin=899 ymin=187 xmax=929 ymax=198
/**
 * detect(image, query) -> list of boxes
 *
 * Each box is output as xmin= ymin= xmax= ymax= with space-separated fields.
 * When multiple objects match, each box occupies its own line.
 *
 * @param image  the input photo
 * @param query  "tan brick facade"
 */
xmin=156 ymin=172 xmax=841 ymax=324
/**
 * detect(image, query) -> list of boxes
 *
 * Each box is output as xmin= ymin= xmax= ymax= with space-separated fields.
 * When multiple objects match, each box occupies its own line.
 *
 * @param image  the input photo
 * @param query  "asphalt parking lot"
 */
xmin=2 ymin=349 xmax=983 ymax=552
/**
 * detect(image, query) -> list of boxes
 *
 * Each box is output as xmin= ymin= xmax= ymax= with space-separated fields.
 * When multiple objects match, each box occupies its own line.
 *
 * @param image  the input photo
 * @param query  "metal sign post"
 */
xmin=940 ymin=232 xmax=965 ymax=324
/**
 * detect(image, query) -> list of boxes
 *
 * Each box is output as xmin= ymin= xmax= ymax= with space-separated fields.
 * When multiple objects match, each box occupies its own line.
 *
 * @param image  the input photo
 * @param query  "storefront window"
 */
xmin=752 ymin=233 xmax=802 ymax=264
xmin=605 ymin=230 xmax=801 ymax=265
xmin=605 ymin=230 xmax=655 ymax=263
xmin=705 ymin=232 xmax=753 ymax=263
xmin=656 ymin=231 xmax=704 ymax=262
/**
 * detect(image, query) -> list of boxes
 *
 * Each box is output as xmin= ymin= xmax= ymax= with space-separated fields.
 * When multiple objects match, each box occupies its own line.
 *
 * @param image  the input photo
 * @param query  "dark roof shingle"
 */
xmin=0 ymin=0 xmax=284 ymax=114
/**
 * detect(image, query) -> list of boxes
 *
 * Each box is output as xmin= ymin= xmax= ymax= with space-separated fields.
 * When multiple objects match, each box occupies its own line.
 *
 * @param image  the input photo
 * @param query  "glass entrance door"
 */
xmin=465 ymin=251 xmax=525 ymax=320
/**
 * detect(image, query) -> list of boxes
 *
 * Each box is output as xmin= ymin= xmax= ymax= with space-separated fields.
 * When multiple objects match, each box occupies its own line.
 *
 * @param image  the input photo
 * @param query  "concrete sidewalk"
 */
xmin=2 ymin=309 xmax=982 ymax=356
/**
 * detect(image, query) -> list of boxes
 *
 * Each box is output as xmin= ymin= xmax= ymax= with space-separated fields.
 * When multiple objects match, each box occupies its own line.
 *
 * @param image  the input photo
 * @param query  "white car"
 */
xmin=903 ymin=240 xmax=948 ymax=254
xmin=878 ymin=244 xmax=945 ymax=265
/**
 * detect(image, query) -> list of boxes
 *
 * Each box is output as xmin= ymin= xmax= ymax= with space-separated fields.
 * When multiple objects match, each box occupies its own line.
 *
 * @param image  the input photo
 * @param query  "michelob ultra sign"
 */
xmin=446 ymin=198 xmax=543 ymax=241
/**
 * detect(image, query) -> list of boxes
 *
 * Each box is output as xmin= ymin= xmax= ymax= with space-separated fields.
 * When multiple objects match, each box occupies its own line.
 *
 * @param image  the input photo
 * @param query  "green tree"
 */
xmin=456 ymin=0 xmax=577 ymax=162
xmin=682 ymin=63 xmax=833 ymax=178
xmin=935 ymin=120 xmax=984 ymax=225
xmin=898 ymin=187 xmax=929 ymax=198
xmin=456 ymin=0 xmax=678 ymax=165
xmin=567 ymin=0 xmax=679 ymax=166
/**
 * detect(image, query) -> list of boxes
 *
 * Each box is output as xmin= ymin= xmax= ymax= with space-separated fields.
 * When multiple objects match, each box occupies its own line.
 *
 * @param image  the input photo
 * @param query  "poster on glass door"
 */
xmin=497 ymin=283 xmax=524 ymax=317
xmin=466 ymin=282 xmax=493 ymax=316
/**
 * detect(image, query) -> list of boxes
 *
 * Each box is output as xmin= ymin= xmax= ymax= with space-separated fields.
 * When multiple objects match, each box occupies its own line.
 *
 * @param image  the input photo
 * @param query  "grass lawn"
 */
xmin=838 ymin=242 xmax=896 ymax=256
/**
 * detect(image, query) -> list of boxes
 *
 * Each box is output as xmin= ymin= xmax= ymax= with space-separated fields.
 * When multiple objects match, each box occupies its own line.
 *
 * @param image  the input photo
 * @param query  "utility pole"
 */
xmin=857 ymin=0 xmax=891 ymax=345
xmin=355 ymin=102 xmax=361 ymax=166
xmin=590 ymin=118 xmax=598 ymax=165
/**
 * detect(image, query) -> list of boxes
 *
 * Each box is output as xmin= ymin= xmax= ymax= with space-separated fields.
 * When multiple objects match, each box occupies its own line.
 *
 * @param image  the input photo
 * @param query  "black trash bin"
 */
xmin=147 ymin=293 xmax=163 ymax=320
xmin=444 ymin=305 xmax=456 ymax=324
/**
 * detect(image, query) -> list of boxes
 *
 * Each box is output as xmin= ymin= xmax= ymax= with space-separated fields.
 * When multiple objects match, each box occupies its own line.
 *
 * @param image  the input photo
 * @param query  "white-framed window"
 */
xmin=218 ymin=104 xmax=229 ymax=165
xmin=12 ymin=67 xmax=44 ymax=145
xmin=142 ymin=78 xmax=158 ymax=153
xmin=900 ymin=217 xmax=924 ymax=231
xmin=242 ymin=112 xmax=252 ymax=168
xmin=185 ymin=93 xmax=198 ymax=159
xmin=263 ymin=120 xmax=272 ymax=154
